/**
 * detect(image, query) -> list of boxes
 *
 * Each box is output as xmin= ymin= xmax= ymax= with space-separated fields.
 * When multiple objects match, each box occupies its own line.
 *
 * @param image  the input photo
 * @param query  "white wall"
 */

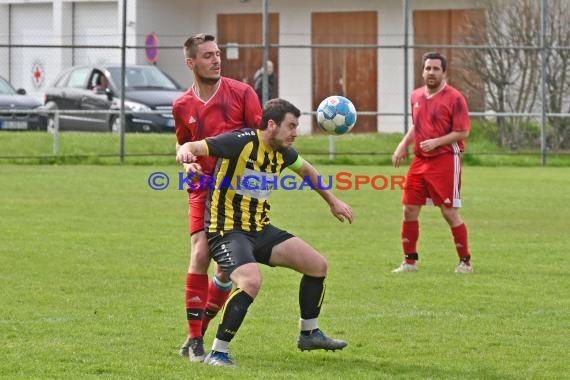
xmin=135 ymin=0 xmax=207 ymax=89
xmin=73 ymin=1 xmax=119 ymax=65
xmin=0 ymin=0 xmax=139 ymax=97
xmin=52 ymin=0 xmax=73 ymax=78
xmin=10 ymin=2 xmax=53 ymax=99
xmin=71 ymin=0 xmax=136 ymax=65
xmin=0 ymin=4 xmax=9 ymax=80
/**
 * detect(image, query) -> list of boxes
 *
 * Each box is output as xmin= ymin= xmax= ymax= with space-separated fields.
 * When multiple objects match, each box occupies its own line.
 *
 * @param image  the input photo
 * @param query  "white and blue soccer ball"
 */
xmin=316 ymin=95 xmax=357 ymax=135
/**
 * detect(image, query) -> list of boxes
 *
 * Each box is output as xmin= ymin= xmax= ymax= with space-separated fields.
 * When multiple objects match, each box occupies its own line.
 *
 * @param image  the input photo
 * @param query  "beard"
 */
xmin=425 ymin=77 xmax=443 ymax=90
xmin=195 ymin=70 xmax=221 ymax=86
xmin=268 ymin=131 xmax=287 ymax=150
xmin=268 ymin=136 xmax=281 ymax=150
xmin=269 ymin=136 xmax=293 ymax=151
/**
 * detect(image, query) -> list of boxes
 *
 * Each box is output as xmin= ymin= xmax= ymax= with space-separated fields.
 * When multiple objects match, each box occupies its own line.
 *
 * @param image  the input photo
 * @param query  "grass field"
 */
xmin=1 ymin=164 xmax=569 ymax=379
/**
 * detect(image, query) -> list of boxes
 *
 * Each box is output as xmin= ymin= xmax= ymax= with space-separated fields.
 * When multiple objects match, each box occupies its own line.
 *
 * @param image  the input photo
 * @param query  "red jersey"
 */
xmin=411 ymin=83 xmax=470 ymax=158
xmin=173 ymin=76 xmax=262 ymax=179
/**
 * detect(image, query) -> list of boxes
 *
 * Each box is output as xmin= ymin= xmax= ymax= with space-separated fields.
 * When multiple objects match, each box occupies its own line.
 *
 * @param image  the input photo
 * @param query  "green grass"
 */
xmin=1 ymin=131 xmax=569 ymax=166
xmin=1 ymin=165 xmax=569 ymax=379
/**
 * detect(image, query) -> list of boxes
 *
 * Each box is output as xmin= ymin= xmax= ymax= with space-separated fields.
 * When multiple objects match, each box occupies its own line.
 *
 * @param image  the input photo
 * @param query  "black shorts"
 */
xmin=207 ymin=225 xmax=294 ymax=275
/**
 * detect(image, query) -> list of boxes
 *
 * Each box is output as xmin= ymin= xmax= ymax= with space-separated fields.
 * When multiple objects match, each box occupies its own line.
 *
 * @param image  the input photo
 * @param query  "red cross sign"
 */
xmin=32 ymin=62 xmax=44 ymax=88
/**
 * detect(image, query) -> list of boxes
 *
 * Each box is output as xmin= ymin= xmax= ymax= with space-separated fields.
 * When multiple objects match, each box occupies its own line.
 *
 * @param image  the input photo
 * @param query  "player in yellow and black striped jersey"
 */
xmin=176 ymin=98 xmax=354 ymax=368
xmin=203 ymin=127 xmax=299 ymax=234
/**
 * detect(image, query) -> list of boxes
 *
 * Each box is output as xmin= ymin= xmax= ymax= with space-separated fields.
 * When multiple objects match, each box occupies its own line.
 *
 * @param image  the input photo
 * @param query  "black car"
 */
xmin=0 ymin=76 xmax=47 ymax=131
xmin=44 ymin=65 xmax=185 ymax=133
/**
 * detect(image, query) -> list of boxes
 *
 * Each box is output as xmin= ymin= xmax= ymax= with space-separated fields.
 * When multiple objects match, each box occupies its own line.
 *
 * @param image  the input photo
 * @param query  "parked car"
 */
xmin=44 ymin=64 xmax=185 ymax=133
xmin=0 ymin=76 xmax=47 ymax=131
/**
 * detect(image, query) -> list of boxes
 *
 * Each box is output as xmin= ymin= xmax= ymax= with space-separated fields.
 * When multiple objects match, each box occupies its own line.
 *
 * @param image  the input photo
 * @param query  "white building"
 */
xmin=0 ymin=0 xmax=480 ymax=134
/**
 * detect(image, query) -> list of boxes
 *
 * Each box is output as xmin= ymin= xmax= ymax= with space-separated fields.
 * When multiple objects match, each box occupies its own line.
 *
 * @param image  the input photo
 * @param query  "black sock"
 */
xmin=405 ymin=253 xmax=419 ymax=261
xmin=299 ymin=275 xmax=326 ymax=320
xmin=216 ymin=289 xmax=254 ymax=343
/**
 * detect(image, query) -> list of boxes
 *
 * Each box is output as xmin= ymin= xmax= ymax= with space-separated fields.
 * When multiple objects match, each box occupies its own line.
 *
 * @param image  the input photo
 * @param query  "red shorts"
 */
xmin=188 ymin=190 xmax=207 ymax=235
xmin=402 ymin=153 xmax=462 ymax=208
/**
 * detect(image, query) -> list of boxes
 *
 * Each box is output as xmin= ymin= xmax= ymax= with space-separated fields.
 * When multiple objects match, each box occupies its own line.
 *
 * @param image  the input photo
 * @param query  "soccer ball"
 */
xmin=316 ymin=95 xmax=357 ymax=135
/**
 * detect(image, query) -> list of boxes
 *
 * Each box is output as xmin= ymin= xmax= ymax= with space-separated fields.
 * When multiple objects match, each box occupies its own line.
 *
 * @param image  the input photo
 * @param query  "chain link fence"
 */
xmin=1 ymin=0 xmax=569 ymax=165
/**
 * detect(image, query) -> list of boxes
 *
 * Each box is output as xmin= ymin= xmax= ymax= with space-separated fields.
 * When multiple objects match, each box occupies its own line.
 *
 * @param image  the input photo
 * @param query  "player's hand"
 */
xmin=420 ymin=138 xmax=439 ymax=152
xmin=176 ymin=150 xmax=196 ymax=164
xmin=183 ymin=163 xmax=204 ymax=183
xmin=392 ymin=145 xmax=407 ymax=168
xmin=330 ymin=198 xmax=353 ymax=224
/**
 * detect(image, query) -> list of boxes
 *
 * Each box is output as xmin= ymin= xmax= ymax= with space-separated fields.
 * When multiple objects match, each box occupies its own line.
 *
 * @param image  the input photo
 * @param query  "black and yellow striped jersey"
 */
xmin=203 ymin=128 xmax=299 ymax=233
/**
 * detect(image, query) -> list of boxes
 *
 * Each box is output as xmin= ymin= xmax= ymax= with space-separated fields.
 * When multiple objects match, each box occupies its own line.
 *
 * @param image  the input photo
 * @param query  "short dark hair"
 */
xmin=422 ymin=51 xmax=447 ymax=72
xmin=183 ymin=33 xmax=216 ymax=59
xmin=260 ymin=99 xmax=301 ymax=130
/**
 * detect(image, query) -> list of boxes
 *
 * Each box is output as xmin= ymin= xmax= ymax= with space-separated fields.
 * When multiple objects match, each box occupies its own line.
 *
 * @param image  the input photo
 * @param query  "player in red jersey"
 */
xmin=392 ymin=52 xmax=473 ymax=274
xmin=173 ymin=33 xmax=262 ymax=362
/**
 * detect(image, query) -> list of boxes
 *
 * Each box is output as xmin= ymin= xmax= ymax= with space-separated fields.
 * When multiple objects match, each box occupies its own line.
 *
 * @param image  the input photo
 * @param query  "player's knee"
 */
xmin=231 ymin=263 xmax=261 ymax=297
xmin=312 ymin=255 xmax=328 ymax=277
xmin=191 ymin=246 xmax=209 ymax=260
xmin=320 ymin=256 xmax=328 ymax=276
xmin=441 ymin=207 xmax=461 ymax=226
xmin=403 ymin=204 xmax=420 ymax=220
xmin=239 ymin=276 xmax=262 ymax=298
xmin=188 ymin=247 xmax=210 ymax=273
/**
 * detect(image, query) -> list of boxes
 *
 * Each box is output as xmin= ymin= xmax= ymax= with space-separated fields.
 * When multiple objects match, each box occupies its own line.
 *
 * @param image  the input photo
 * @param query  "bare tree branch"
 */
xmin=457 ymin=0 xmax=570 ymax=149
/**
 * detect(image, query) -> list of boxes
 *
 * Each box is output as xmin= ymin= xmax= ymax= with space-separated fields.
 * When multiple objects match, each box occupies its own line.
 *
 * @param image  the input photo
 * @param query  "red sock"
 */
xmin=451 ymin=223 xmax=471 ymax=264
xmin=185 ymin=273 xmax=208 ymax=338
xmin=202 ymin=277 xmax=232 ymax=333
xmin=402 ymin=220 xmax=419 ymax=264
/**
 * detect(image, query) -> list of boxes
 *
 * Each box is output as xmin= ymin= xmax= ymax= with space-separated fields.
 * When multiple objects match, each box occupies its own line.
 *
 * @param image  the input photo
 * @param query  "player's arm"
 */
xmin=290 ymin=157 xmax=353 ymax=224
xmin=177 ymin=129 xmax=247 ymax=164
xmin=176 ymin=142 xmax=204 ymax=181
xmin=176 ymin=140 xmax=209 ymax=164
xmin=392 ymin=125 xmax=415 ymax=168
xmin=419 ymin=130 xmax=469 ymax=152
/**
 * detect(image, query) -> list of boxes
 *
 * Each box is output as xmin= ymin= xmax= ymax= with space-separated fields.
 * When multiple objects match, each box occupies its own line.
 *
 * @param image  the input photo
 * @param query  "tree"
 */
xmin=544 ymin=0 xmax=570 ymax=149
xmin=458 ymin=0 xmax=570 ymax=149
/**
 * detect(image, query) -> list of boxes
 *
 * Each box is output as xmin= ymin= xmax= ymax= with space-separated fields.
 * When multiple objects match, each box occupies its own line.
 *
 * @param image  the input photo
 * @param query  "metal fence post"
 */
xmin=53 ymin=111 xmax=59 ymax=156
xmin=329 ymin=135 xmax=335 ymax=161
xmin=262 ymin=0 xmax=270 ymax=106
xmin=403 ymin=0 xmax=410 ymax=137
xmin=540 ymin=0 xmax=547 ymax=166
xmin=119 ymin=0 xmax=127 ymax=163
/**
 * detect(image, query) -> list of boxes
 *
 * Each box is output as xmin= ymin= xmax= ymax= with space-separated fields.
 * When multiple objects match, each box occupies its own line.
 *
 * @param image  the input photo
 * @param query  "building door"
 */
xmin=414 ymin=9 xmax=486 ymax=112
xmin=217 ymin=13 xmax=279 ymax=99
xmin=312 ymin=11 xmax=378 ymax=133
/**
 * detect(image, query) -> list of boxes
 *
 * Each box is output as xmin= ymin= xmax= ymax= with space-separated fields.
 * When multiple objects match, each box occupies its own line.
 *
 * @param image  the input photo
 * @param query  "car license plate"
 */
xmin=0 ymin=121 xmax=28 ymax=130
